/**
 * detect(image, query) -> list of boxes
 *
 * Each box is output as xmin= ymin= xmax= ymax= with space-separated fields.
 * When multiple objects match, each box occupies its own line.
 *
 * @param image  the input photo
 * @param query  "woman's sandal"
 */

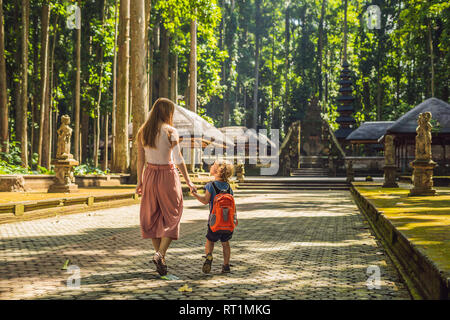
xmin=202 ymin=253 xmax=213 ymax=274
xmin=152 ymin=251 xmax=168 ymax=276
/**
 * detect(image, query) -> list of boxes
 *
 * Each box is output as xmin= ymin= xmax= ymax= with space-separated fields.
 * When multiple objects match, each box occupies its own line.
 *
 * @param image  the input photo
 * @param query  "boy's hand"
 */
xmin=187 ymin=181 xmax=197 ymax=194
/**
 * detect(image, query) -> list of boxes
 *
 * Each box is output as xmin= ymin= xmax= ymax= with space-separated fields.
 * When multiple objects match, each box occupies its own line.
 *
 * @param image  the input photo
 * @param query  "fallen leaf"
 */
xmin=61 ymin=259 xmax=70 ymax=270
xmin=178 ymin=284 xmax=192 ymax=292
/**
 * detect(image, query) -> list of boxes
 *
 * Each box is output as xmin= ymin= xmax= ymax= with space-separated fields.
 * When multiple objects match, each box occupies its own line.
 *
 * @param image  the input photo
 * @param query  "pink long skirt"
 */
xmin=140 ymin=162 xmax=183 ymax=240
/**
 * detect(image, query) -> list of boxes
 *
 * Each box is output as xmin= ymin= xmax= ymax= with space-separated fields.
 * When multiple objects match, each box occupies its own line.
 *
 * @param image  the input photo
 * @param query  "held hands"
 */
xmin=187 ymin=181 xmax=197 ymax=194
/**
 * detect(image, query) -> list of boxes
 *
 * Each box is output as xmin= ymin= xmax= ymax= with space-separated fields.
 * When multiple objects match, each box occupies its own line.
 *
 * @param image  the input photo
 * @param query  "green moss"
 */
xmin=354 ymin=183 xmax=450 ymax=271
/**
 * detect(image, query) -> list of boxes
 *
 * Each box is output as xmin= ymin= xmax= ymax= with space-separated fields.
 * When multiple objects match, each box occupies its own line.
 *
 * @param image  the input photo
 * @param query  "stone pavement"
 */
xmin=0 ymin=189 xmax=411 ymax=300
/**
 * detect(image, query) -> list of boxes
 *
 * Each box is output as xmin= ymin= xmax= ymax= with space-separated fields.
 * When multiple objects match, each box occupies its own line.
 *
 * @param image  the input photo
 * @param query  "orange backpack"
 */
xmin=209 ymin=182 xmax=237 ymax=233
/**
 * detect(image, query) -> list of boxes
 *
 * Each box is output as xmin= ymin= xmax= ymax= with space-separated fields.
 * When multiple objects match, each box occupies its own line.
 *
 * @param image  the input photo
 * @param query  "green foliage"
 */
xmin=73 ymin=163 xmax=109 ymax=176
xmin=0 ymin=140 xmax=23 ymax=166
xmin=2 ymin=0 xmax=449 ymax=167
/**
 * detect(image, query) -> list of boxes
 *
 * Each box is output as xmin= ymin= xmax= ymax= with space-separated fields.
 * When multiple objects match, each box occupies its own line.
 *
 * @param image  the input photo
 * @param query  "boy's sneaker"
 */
xmin=202 ymin=253 xmax=213 ymax=274
xmin=222 ymin=264 xmax=231 ymax=273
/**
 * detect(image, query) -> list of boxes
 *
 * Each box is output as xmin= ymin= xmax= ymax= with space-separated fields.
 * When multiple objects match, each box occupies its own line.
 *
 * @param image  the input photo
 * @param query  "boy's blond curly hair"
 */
xmin=215 ymin=160 xmax=234 ymax=183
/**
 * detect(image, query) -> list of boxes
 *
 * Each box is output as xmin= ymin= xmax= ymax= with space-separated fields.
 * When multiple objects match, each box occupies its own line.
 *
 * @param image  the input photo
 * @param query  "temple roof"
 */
xmin=386 ymin=98 xmax=450 ymax=134
xmin=346 ymin=121 xmax=394 ymax=143
xmin=334 ymin=127 xmax=355 ymax=139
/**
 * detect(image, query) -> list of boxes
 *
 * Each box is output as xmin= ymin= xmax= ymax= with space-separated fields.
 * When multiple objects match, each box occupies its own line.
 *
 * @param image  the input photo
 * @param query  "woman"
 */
xmin=136 ymin=97 xmax=197 ymax=276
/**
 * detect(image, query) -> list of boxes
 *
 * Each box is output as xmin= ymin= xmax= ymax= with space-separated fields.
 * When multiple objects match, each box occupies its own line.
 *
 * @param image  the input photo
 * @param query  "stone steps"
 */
xmin=237 ymin=177 xmax=349 ymax=191
xmin=290 ymin=168 xmax=329 ymax=177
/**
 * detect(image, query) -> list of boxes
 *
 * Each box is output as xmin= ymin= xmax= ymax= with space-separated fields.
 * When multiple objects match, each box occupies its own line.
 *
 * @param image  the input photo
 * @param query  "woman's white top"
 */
xmin=143 ymin=123 xmax=184 ymax=165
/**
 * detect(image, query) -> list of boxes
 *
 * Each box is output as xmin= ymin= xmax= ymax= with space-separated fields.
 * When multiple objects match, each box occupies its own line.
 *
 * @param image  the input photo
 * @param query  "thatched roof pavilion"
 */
xmin=345 ymin=121 xmax=395 ymax=156
xmin=346 ymin=121 xmax=394 ymax=144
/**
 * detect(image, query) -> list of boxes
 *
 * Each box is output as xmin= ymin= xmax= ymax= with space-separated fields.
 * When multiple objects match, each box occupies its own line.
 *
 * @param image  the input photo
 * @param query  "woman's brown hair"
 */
xmin=138 ymin=98 xmax=175 ymax=148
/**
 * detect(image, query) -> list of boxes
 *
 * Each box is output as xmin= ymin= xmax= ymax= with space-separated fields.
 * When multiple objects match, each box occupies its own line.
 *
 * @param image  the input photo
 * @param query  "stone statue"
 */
xmin=48 ymin=115 xmax=79 ymax=193
xmin=409 ymin=112 xmax=436 ymax=196
xmin=283 ymin=153 xmax=291 ymax=176
xmin=56 ymin=115 xmax=74 ymax=160
xmin=415 ymin=112 xmax=432 ymax=161
xmin=346 ymin=160 xmax=354 ymax=183
xmin=235 ymin=163 xmax=245 ymax=182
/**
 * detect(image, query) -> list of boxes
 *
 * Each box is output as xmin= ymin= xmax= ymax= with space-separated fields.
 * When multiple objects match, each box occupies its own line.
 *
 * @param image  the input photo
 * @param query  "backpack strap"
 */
xmin=212 ymin=181 xmax=230 ymax=194
xmin=211 ymin=181 xmax=221 ymax=195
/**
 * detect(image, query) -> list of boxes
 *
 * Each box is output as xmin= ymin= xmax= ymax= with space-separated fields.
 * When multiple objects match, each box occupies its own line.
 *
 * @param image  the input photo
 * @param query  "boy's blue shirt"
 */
xmin=205 ymin=180 xmax=233 ymax=213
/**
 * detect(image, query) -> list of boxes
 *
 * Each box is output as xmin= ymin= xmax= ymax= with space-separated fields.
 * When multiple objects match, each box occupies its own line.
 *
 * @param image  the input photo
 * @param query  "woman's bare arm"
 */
xmin=136 ymin=135 xmax=145 ymax=186
xmin=175 ymin=151 xmax=197 ymax=193
xmin=167 ymin=127 xmax=197 ymax=193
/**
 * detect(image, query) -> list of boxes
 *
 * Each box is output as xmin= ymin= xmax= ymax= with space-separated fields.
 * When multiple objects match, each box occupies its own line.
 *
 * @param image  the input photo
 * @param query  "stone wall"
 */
xmin=0 ymin=174 xmax=130 ymax=192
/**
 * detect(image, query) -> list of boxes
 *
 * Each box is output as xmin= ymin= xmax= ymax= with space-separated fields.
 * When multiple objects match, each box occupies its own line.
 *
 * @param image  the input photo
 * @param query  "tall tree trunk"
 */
xmin=94 ymin=1 xmax=106 ymax=168
xmin=94 ymin=52 xmax=103 ymax=168
xmin=151 ymin=18 xmax=160 ymax=103
xmin=428 ymin=19 xmax=435 ymax=97
xmin=222 ymin=0 xmax=236 ymax=127
xmin=148 ymin=24 xmax=156 ymax=108
xmin=159 ymin=22 xmax=169 ymax=98
xmin=31 ymin=13 xmax=39 ymax=159
xmin=145 ymin=0 xmax=152 ymax=107
xmin=102 ymin=113 xmax=109 ymax=171
xmin=189 ymin=18 xmax=197 ymax=113
xmin=170 ymin=53 xmax=178 ymax=103
xmin=81 ymin=108 xmax=89 ymax=161
xmin=270 ymin=19 xmax=274 ymax=128
xmin=14 ymin=0 xmax=22 ymax=144
xmin=188 ymin=17 xmax=197 ymax=171
xmin=43 ymin=51 xmax=50 ymax=169
xmin=130 ymin=0 xmax=148 ymax=183
xmin=252 ymin=0 xmax=261 ymax=129
xmin=376 ymin=32 xmax=383 ymax=121
xmin=111 ymin=0 xmax=118 ymax=168
xmin=283 ymin=5 xmax=290 ymax=130
xmin=48 ymin=15 xmax=58 ymax=164
xmin=38 ymin=2 xmax=50 ymax=166
xmin=0 ymin=0 xmax=8 ymax=152
xmin=317 ymin=0 xmax=327 ymax=104
xmin=20 ymin=0 xmax=29 ymax=167
xmin=113 ymin=0 xmax=130 ymax=173
xmin=74 ymin=0 xmax=81 ymax=161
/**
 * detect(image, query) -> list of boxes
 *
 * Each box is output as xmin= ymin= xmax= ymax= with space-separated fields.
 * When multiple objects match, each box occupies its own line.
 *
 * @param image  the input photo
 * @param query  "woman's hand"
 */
xmin=187 ymin=181 xmax=197 ymax=194
xmin=135 ymin=182 xmax=143 ymax=196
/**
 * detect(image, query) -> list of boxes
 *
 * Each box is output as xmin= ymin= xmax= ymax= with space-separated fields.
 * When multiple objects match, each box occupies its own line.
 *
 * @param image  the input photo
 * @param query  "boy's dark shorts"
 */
xmin=206 ymin=225 xmax=233 ymax=243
